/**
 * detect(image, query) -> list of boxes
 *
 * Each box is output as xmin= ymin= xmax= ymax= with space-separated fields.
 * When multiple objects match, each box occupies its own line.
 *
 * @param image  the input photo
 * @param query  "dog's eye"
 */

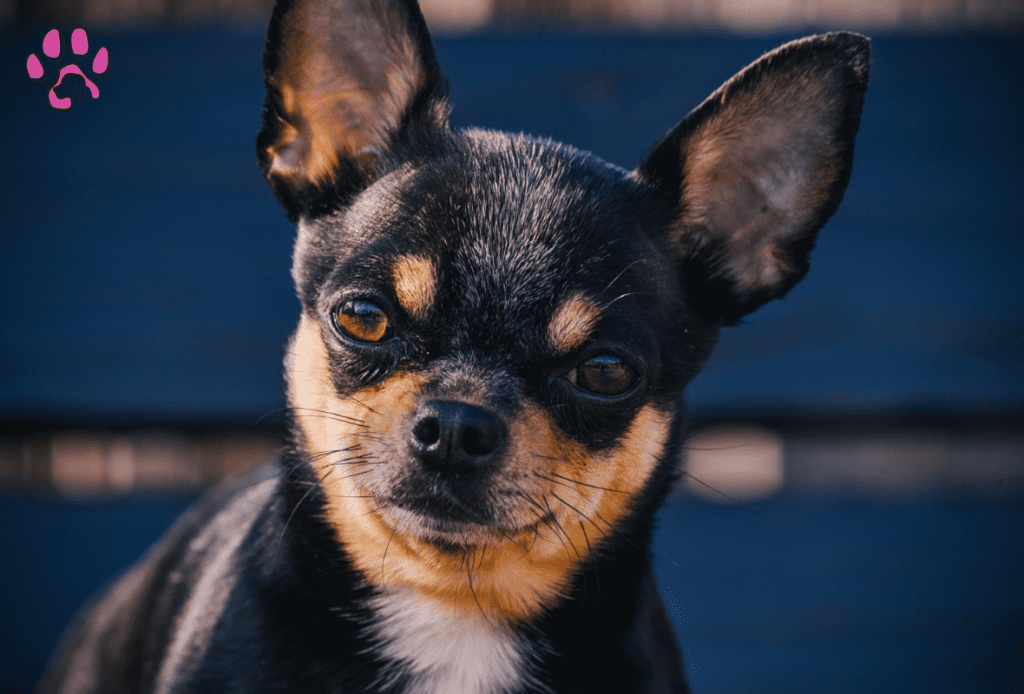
xmin=334 ymin=300 xmax=392 ymax=343
xmin=570 ymin=354 xmax=638 ymax=398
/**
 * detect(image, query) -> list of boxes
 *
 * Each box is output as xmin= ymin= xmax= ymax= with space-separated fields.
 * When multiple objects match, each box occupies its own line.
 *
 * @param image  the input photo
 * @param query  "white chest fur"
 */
xmin=369 ymin=590 xmax=548 ymax=694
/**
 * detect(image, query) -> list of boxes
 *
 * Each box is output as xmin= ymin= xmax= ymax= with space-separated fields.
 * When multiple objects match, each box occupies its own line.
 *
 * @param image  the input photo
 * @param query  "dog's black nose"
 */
xmin=410 ymin=400 xmax=505 ymax=474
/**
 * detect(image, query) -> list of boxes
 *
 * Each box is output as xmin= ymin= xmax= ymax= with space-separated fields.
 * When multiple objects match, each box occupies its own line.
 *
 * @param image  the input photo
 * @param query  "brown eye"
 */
xmin=334 ymin=300 xmax=392 ymax=343
xmin=571 ymin=354 xmax=638 ymax=397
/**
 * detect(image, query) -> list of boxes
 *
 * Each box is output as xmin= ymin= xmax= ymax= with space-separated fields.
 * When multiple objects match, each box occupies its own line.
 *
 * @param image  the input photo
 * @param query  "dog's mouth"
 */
xmin=377 ymin=487 xmax=548 ymax=549
xmin=390 ymin=490 xmax=494 ymax=526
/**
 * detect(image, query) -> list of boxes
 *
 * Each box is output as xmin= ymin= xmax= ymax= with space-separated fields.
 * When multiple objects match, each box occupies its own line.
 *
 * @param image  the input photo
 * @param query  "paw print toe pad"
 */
xmin=26 ymin=28 xmax=109 ymax=109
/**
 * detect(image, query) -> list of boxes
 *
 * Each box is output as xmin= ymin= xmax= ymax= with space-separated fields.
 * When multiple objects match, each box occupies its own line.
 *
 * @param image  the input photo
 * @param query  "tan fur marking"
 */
xmin=287 ymin=315 xmax=672 ymax=622
xmin=548 ymin=293 xmax=600 ymax=354
xmin=392 ymin=255 xmax=438 ymax=321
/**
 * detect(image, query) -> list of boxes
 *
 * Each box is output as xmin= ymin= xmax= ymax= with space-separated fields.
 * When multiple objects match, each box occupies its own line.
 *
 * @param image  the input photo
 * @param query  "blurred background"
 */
xmin=1 ymin=0 xmax=1021 ymax=692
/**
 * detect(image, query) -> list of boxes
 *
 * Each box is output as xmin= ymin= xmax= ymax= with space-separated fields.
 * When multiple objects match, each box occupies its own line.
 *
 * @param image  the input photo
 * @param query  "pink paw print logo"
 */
xmin=26 ymin=29 xmax=109 ymax=110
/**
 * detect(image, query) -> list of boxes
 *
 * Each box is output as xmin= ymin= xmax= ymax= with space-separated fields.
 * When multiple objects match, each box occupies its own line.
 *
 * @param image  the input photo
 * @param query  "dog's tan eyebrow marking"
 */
xmin=392 ymin=254 xmax=438 ymax=321
xmin=548 ymin=293 xmax=600 ymax=354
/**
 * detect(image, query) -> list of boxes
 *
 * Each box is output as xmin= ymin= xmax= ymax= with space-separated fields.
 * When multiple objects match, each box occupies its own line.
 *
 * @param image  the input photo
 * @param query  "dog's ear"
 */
xmin=637 ymin=33 xmax=869 ymax=325
xmin=257 ymin=0 xmax=450 ymax=219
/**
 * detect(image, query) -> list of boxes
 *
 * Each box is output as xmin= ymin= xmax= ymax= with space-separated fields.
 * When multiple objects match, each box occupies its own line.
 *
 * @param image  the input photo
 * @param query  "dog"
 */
xmin=38 ymin=1 xmax=869 ymax=692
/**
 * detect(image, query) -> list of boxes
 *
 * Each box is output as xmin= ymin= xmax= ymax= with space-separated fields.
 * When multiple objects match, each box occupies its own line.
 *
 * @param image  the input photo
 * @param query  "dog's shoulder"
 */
xmin=38 ymin=468 xmax=284 ymax=694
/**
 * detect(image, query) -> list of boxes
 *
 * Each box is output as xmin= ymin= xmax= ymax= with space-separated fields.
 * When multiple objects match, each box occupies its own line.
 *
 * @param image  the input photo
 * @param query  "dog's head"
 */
xmin=258 ymin=0 xmax=868 ymax=621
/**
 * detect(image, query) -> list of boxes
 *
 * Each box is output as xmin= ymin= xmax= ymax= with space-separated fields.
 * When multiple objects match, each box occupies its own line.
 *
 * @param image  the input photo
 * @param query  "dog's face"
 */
xmin=258 ymin=0 xmax=868 ymax=621
xmin=282 ymin=134 xmax=711 ymax=618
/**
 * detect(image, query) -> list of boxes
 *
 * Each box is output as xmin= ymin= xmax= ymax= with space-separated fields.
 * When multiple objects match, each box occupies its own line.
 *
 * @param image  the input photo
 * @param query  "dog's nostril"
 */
xmin=412 ymin=417 xmax=441 ymax=446
xmin=461 ymin=418 xmax=500 ymax=456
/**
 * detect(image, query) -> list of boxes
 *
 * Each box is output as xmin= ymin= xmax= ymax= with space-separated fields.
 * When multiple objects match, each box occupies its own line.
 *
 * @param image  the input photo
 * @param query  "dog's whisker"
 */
xmin=465 ymin=548 xmax=495 ymax=627
xmin=380 ymin=527 xmax=397 ymax=596
xmin=592 ymin=509 xmax=648 ymax=554
xmin=517 ymin=502 xmax=553 ymax=547
xmin=275 ymin=466 xmax=335 ymax=560
xmin=514 ymin=489 xmax=551 ymax=519
xmin=547 ymin=491 xmax=615 ymax=577
xmin=306 ymin=446 xmax=362 ymax=464
xmin=533 ymin=471 xmax=585 ymax=497
xmin=327 ymin=451 xmax=379 ymax=465
xmin=544 ymin=494 xmax=591 ymax=604
xmin=543 ymin=494 xmax=583 ymax=563
xmin=337 ymin=392 xmax=380 ymax=416
xmin=331 ymin=461 xmax=383 ymax=470
xmin=541 ymin=470 xmax=630 ymax=495
xmin=578 ymin=520 xmax=602 ymax=608
xmin=338 ymin=468 xmax=375 ymax=481
xmin=600 ymin=258 xmax=647 ymax=294
xmin=499 ymin=529 xmax=532 ymax=559
xmin=252 ymin=406 xmax=292 ymax=426
xmin=536 ymin=495 xmax=580 ymax=567
xmin=349 ymin=432 xmax=387 ymax=442
xmin=284 ymin=406 xmax=370 ymax=428
xmin=678 ymin=470 xmax=746 ymax=504
xmin=599 ymin=291 xmax=645 ymax=311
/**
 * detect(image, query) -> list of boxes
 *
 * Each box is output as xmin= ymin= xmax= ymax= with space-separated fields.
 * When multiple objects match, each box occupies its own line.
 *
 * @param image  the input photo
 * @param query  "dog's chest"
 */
xmin=368 ymin=590 xmax=547 ymax=694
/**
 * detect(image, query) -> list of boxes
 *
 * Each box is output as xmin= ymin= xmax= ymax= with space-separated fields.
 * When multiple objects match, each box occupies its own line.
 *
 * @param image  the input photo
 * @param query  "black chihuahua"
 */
xmin=39 ymin=1 xmax=869 ymax=692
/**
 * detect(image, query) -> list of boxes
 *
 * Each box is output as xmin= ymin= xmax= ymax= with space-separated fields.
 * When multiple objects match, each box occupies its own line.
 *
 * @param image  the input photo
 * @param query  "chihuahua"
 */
xmin=39 ymin=1 xmax=869 ymax=692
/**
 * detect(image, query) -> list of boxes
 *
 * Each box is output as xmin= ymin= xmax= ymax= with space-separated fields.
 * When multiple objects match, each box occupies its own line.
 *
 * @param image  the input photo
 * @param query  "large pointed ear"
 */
xmin=257 ymin=0 xmax=450 ymax=220
xmin=637 ymin=33 xmax=869 ymax=325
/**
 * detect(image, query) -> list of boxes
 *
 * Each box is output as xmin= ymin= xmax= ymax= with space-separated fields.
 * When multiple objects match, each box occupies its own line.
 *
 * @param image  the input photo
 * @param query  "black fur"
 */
xmin=39 ymin=2 xmax=869 ymax=692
